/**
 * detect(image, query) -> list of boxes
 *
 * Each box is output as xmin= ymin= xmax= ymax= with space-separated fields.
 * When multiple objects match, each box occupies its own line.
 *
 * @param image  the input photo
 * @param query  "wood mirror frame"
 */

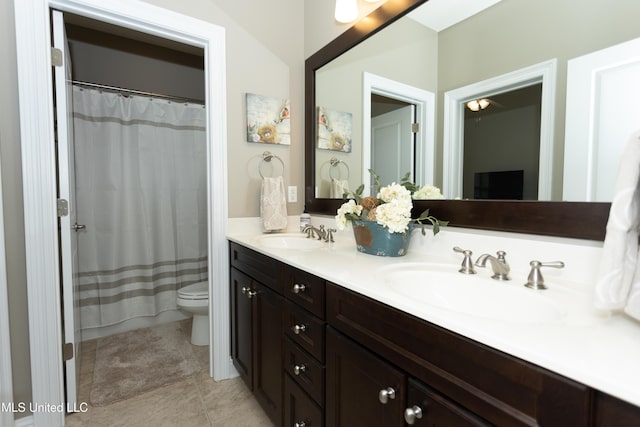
xmin=305 ymin=0 xmax=610 ymax=241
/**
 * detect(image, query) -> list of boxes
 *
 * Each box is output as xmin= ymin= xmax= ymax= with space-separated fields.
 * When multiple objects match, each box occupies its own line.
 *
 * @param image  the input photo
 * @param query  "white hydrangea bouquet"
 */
xmin=335 ymin=170 xmax=447 ymax=236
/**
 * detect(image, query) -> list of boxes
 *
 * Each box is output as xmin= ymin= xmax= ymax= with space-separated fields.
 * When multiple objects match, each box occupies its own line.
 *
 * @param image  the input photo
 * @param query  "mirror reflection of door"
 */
xmin=462 ymin=83 xmax=542 ymax=200
xmin=371 ymin=94 xmax=415 ymax=191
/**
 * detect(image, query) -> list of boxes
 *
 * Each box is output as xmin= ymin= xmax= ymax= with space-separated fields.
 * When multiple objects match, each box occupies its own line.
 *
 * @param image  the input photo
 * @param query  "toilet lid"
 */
xmin=178 ymin=281 xmax=208 ymax=299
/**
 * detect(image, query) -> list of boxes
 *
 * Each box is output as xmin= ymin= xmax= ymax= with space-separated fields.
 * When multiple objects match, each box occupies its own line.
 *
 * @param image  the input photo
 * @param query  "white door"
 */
xmin=52 ymin=9 xmax=82 ymax=407
xmin=371 ymin=105 xmax=415 ymax=188
xmin=564 ymin=36 xmax=640 ymax=201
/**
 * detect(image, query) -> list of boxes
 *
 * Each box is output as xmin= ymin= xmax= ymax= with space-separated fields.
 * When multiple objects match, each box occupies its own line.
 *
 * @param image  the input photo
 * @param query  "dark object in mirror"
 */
xmin=304 ymin=0 xmax=609 ymax=241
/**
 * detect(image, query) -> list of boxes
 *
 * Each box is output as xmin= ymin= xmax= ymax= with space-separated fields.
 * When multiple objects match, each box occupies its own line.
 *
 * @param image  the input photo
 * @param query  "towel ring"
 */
xmin=329 ymin=157 xmax=350 ymax=180
xmin=259 ymin=151 xmax=285 ymax=178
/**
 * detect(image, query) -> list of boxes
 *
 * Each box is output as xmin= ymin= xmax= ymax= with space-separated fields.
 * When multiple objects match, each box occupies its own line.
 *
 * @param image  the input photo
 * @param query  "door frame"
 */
xmin=0 ymin=155 xmax=15 ymax=427
xmin=363 ymin=72 xmax=435 ymax=195
xmin=13 ymin=1 xmax=229 ymax=426
xmin=442 ymin=59 xmax=557 ymax=200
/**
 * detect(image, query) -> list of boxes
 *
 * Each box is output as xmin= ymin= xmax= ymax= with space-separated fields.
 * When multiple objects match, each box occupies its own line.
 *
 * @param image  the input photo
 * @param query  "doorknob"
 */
xmin=71 ymin=223 xmax=86 ymax=231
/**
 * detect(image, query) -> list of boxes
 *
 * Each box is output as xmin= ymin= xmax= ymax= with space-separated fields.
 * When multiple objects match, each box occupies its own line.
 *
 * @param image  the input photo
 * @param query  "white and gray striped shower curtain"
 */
xmin=72 ymin=85 xmax=208 ymax=331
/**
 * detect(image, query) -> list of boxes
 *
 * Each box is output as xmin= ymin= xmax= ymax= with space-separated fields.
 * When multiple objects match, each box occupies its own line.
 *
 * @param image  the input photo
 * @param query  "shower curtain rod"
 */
xmin=71 ymin=80 xmax=205 ymax=105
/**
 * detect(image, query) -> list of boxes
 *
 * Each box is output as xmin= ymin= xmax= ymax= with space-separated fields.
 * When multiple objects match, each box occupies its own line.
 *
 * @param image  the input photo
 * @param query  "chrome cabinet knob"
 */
xmin=294 ymin=422 xmax=306 ymax=427
xmin=293 ymin=364 xmax=306 ymax=376
xmin=71 ymin=223 xmax=86 ymax=231
xmin=378 ymin=387 xmax=396 ymax=404
xmin=292 ymin=324 xmax=307 ymax=334
xmin=293 ymin=283 xmax=306 ymax=294
xmin=404 ymin=405 xmax=423 ymax=424
xmin=241 ymin=287 xmax=256 ymax=298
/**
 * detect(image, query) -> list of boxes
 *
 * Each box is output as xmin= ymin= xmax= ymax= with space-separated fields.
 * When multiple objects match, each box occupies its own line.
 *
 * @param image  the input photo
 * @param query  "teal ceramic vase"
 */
xmin=352 ymin=220 xmax=414 ymax=257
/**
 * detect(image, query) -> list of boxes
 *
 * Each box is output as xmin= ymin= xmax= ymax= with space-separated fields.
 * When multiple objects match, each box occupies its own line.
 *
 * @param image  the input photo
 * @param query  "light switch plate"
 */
xmin=287 ymin=186 xmax=297 ymax=203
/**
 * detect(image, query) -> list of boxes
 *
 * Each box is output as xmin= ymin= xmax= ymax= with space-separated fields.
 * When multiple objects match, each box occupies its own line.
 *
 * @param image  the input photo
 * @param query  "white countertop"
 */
xmin=227 ymin=216 xmax=640 ymax=407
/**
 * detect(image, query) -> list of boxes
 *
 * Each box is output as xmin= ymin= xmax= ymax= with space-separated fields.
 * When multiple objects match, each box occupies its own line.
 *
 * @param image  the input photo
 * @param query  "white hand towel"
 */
xmin=260 ymin=176 xmax=288 ymax=232
xmin=594 ymin=130 xmax=640 ymax=321
xmin=330 ymin=178 xmax=350 ymax=199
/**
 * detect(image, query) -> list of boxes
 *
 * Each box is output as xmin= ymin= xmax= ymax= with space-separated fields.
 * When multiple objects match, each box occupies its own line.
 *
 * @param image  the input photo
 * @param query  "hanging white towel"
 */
xmin=260 ymin=176 xmax=288 ymax=232
xmin=594 ymin=130 xmax=640 ymax=321
xmin=330 ymin=178 xmax=350 ymax=199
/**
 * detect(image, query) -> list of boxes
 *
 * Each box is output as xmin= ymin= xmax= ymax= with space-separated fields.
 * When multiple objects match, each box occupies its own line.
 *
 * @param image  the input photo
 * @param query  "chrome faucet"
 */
xmin=475 ymin=250 xmax=511 ymax=281
xmin=302 ymin=224 xmax=336 ymax=242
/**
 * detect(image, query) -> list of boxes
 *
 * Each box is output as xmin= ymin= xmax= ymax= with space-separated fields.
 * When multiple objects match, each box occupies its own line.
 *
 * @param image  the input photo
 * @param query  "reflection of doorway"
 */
xmin=371 ymin=95 xmax=415 ymax=190
xmin=363 ymin=72 xmax=435 ymax=195
xmin=443 ymin=59 xmax=557 ymax=200
xmin=463 ymin=84 xmax=542 ymax=200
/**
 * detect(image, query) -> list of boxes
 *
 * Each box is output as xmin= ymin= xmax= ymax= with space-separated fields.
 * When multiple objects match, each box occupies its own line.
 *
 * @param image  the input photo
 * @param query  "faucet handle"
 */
xmin=453 ymin=247 xmax=476 ymax=274
xmin=524 ymin=260 xmax=565 ymax=290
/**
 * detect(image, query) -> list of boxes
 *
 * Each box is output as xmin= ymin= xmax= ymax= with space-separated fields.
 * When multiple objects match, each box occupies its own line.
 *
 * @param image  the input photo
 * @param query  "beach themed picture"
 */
xmin=246 ymin=93 xmax=290 ymax=145
xmin=317 ymin=106 xmax=352 ymax=152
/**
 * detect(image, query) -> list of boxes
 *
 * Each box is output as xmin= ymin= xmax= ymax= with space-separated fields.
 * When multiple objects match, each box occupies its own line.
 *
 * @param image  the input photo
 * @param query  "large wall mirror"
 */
xmin=305 ymin=0 xmax=640 ymax=240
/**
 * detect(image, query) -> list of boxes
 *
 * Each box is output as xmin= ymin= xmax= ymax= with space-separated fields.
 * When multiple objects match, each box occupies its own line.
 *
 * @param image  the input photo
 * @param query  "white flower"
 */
xmin=375 ymin=198 xmax=412 ymax=233
xmin=335 ymin=199 xmax=363 ymax=230
xmin=377 ymin=183 xmax=411 ymax=204
xmin=412 ymin=185 xmax=444 ymax=200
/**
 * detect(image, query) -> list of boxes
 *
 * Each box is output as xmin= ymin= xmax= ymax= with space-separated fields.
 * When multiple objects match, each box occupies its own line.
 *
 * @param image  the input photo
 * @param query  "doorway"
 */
xmin=14 ymin=1 xmax=228 ymax=426
xmin=363 ymin=72 xmax=435 ymax=195
xmin=56 ymin=10 xmax=210 ymax=407
xmin=443 ymin=59 xmax=557 ymax=200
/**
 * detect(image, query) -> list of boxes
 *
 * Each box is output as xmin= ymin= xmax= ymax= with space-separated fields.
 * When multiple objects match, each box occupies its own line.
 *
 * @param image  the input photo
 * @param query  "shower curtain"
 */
xmin=72 ymin=85 xmax=208 ymax=331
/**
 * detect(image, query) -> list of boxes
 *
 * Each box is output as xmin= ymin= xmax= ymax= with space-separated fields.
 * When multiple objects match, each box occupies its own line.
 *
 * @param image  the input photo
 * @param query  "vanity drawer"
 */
xmin=285 ymin=267 xmax=325 ymax=318
xmin=326 ymin=282 xmax=591 ymax=426
xmin=229 ymin=242 xmax=284 ymax=293
xmin=285 ymin=300 xmax=325 ymax=362
xmin=284 ymin=337 xmax=325 ymax=406
xmin=284 ymin=374 xmax=324 ymax=427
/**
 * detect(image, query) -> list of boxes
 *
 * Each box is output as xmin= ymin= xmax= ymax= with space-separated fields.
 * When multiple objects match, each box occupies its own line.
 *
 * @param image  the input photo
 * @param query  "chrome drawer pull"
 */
xmin=404 ymin=405 xmax=423 ymax=424
xmin=293 ymin=364 xmax=306 ymax=376
xmin=241 ymin=287 xmax=256 ymax=298
xmin=294 ymin=422 xmax=306 ymax=427
xmin=292 ymin=324 xmax=307 ymax=335
xmin=378 ymin=387 xmax=396 ymax=404
xmin=293 ymin=283 xmax=306 ymax=294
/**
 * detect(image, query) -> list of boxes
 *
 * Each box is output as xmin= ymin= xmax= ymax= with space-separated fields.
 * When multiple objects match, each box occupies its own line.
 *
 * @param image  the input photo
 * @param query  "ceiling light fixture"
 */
xmin=335 ymin=0 xmax=358 ymax=23
xmin=335 ymin=0 xmax=383 ymax=24
xmin=466 ymin=98 xmax=491 ymax=111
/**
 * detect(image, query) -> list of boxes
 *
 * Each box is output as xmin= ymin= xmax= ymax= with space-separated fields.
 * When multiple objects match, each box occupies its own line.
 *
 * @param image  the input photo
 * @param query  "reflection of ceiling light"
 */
xmin=466 ymin=98 xmax=491 ymax=111
xmin=335 ymin=0 xmax=358 ymax=23
xmin=335 ymin=0 xmax=383 ymax=24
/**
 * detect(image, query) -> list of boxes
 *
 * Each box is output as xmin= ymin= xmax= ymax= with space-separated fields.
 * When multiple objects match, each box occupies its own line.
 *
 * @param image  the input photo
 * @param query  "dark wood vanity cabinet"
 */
xmin=230 ymin=244 xmax=285 ymax=426
xmin=326 ymin=282 xmax=593 ymax=427
xmin=230 ymin=241 xmax=640 ymax=426
xmin=230 ymin=242 xmax=327 ymax=427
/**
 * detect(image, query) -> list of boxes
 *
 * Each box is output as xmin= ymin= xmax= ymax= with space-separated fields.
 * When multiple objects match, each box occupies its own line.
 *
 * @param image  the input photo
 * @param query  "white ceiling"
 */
xmin=408 ymin=0 xmax=503 ymax=32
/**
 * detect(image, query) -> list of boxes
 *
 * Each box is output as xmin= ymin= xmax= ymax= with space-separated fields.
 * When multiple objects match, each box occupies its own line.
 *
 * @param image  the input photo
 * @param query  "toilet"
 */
xmin=176 ymin=281 xmax=209 ymax=346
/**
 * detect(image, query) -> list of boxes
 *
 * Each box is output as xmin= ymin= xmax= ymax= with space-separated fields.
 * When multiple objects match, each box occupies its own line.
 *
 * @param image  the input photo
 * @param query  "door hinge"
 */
xmin=57 ymin=199 xmax=69 ymax=217
xmin=63 ymin=342 xmax=74 ymax=361
xmin=51 ymin=47 xmax=63 ymax=67
xmin=411 ymin=123 xmax=419 ymax=133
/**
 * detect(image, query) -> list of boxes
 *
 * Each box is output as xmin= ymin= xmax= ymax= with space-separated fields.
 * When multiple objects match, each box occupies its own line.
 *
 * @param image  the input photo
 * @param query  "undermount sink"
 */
xmin=376 ymin=263 xmax=581 ymax=325
xmin=257 ymin=233 xmax=325 ymax=250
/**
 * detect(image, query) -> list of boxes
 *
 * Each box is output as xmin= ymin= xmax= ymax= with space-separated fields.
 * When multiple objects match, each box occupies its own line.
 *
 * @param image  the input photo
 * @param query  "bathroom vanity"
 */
xmin=228 ymin=224 xmax=640 ymax=426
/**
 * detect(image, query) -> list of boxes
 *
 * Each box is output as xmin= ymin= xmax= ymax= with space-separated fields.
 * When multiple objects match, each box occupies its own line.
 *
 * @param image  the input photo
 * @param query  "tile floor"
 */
xmin=65 ymin=320 xmax=274 ymax=427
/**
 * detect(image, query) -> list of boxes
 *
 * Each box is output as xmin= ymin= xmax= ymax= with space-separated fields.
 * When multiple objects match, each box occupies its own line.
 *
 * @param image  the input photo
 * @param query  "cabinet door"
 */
xmin=230 ymin=267 xmax=253 ymax=389
xmin=253 ymin=281 xmax=284 ymax=426
xmin=326 ymin=327 xmax=406 ymax=427
xmin=406 ymin=379 xmax=492 ymax=427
